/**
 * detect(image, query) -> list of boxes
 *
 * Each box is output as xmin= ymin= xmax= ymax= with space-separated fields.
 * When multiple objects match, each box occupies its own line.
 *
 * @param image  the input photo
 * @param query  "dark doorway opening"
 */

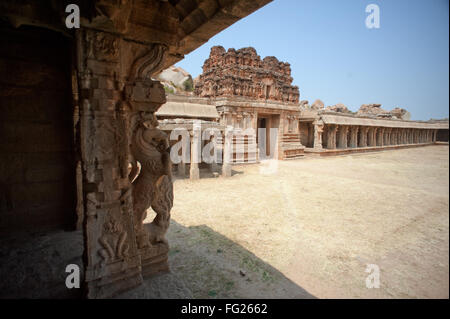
xmin=0 ymin=25 xmax=77 ymax=233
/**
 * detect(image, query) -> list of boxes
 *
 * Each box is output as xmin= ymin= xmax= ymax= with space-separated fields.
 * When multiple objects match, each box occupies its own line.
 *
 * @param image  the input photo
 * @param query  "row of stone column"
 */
xmin=177 ymin=129 xmax=232 ymax=180
xmin=319 ymin=125 xmax=437 ymax=150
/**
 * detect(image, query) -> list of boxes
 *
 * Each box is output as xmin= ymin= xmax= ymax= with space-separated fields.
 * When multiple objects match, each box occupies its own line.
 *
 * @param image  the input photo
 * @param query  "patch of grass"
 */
xmin=262 ymin=271 xmax=273 ymax=283
xmin=164 ymin=86 xmax=174 ymax=94
xmin=225 ymin=281 xmax=235 ymax=291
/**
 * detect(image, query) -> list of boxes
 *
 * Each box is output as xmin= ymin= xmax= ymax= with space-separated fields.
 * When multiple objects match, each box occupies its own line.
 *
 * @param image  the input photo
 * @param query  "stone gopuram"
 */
xmin=193 ymin=46 xmax=305 ymax=162
xmin=195 ymin=46 xmax=299 ymax=103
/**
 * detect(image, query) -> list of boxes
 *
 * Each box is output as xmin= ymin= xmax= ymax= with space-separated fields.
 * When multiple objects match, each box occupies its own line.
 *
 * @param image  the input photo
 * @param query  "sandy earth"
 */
xmin=1 ymin=146 xmax=447 ymax=299
xmin=157 ymin=145 xmax=449 ymax=299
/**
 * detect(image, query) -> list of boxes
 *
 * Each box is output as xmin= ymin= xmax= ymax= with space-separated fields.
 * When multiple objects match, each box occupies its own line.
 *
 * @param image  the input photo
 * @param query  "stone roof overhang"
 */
xmin=158 ymin=119 xmax=225 ymax=131
xmin=320 ymin=113 xmax=449 ymax=129
xmin=156 ymin=101 xmax=219 ymax=119
xmin=0 ymin=0 xmax=273 ymax=71
xmin=214 ymin=97 xmax=300 ymax=112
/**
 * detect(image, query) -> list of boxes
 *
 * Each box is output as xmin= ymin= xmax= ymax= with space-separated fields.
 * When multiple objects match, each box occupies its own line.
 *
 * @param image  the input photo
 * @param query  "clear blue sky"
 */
xmin=176 ymin=0 xmax=449 ymax=121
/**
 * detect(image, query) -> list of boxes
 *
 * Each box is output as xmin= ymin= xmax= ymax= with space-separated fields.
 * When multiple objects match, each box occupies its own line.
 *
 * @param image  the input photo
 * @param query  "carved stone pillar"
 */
xmin=231 ymin=111 xmax=237 ymax=128
xmin=222 ymin=127 xmax=233 ymax=177
xmin=376 ymin=127 xmax=384 ymax=146
xmin=384 ymin=128 xmax=391 ymax=145
xmin=78 ymin=26 xmax=174 ymax=298
xmin=236 ymin=112 xmax=243 ymax=129
xmin=313 ymin=119 xmax=324 ymax=149
xmin=326 ymin=125 xmax=337 ymax=149
xmin=125 ymin=45 xmax=173 ymax=281
xmin=189 ymin=124 xmax=201 ymax=180
xmin=78 ymin=29 xmax=141 ymax=298
xmin=243 ymin=112 xmax=250 ymax=129
xmin=189 ymin=128 xmax=200 ymax=180
xmin=359 ymin=126 xmax=368 ymax=147
xmin=220 ymin=109 xmax=232 ymax=127
xmin=349 ymin=126 xmax=359 ymax=148
xmin=367 ymin=127 xmax=375 ymax=146
xmin=337 ymin=125 xmax=349 ymax=149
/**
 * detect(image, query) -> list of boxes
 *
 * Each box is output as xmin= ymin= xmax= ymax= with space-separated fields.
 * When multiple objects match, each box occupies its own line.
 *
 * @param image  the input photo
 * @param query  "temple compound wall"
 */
xmin=155 ymin=46 xmax=448 ymax=165
xmin=0 ymin=0 xmax=273 ymax=298
xmin=300 ymin=112 xmax=448 ymax=156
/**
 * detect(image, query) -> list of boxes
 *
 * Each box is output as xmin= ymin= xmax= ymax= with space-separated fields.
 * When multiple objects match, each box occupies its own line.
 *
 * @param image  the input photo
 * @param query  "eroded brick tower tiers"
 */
xmin=195 ymin=46 xmax=300 ymax=103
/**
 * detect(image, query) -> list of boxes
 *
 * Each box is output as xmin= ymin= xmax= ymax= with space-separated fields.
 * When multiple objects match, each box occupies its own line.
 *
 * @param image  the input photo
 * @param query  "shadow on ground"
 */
xmin=162 ymin=220 xmax=314 ymax=299
xmin=0 ymin=229 xmax=84 ymax=299
xmin=172 ymin=167 xmax=246 ymax=180
xmin=0 ymin=220 xmax=314 ymax=299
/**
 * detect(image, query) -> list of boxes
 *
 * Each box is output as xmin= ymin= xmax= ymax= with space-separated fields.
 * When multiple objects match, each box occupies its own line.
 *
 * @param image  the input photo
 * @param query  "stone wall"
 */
xmin=0 ymin=25 xmax=77 ymax=233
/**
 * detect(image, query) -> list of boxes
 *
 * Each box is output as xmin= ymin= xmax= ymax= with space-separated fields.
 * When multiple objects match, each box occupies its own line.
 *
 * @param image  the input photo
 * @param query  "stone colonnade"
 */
xmin=314 ymin=124 xmax=438 ymax=150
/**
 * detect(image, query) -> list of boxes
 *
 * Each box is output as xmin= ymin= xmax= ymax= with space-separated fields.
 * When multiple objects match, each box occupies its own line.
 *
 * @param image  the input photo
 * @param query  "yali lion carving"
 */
xmin=129 ymin=112 xmax=173 ymax=249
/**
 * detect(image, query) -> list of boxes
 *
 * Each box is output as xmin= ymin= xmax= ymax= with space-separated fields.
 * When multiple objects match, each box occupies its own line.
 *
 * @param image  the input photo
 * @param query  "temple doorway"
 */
xmin=299 ymin=120 xmax=314 ymax=147
xmin=257 ymin=114 xmax=279 ymax=159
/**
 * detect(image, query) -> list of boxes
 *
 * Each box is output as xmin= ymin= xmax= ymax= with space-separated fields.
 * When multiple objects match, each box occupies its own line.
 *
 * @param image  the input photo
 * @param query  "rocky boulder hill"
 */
xmin=357 ymin=104 xmax=410 ymax=120
xmin=299 ymin=100 xmax=310 ymax=108
xmin=299 ymin=99 xmax=326 ymax=111
xmin=155 ymin=66 xmax=194 ymax=94
xmin=325 ymin=103 xmax=352 ymax=114
xmin=311 ymin=99 xmax=325 ymax=110
xmin=390 ymin=107 xmax=411 ymax=120
xmin=357 ymin=103 xmax=388 ymax=117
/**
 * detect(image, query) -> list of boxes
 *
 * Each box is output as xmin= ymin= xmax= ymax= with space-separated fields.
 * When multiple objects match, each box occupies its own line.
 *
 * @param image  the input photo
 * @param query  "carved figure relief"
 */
xmin=86 ymin=31 xmax=119 ymax=62
xmin=129 ymin=112 xmax=173 ymax=249
xmin=99 ymin=214 xmax=129 ymax=266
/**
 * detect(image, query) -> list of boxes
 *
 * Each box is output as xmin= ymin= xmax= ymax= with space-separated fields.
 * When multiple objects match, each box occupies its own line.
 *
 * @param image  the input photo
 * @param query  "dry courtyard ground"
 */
xmin=1 ymin=145 xmax=448 ymax=298
xmin=155 ymin=145 xmax=449 ymax=299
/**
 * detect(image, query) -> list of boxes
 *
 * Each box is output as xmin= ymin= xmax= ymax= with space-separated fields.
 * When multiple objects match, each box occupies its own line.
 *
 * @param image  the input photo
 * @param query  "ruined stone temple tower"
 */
xmin=195 ymin=46 xmax=300 ymax=103
xmin=194 ymin=46 xmax=305 ymax=161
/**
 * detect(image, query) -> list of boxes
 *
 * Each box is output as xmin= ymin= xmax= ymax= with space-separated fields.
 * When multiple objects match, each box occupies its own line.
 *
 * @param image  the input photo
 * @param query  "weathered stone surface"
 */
xmin=195 ymin=46 xmax=299 ymax=103
xmin=390 ymin=107 xmax=411 ymax=120
xmin=357 ymin=104 xmax=412 ymax=120
xmin=311 ymin=99 xmax=325 ymax=110
xmin=299 ymin=100 xmax=310 ymax=108
xmin=325 ymin=103 xmax=351 ymax=113
xmin=155 ymin=66 xmax=194 ymax=94
xmin=357 ymin=103 xmax=391 ymax=118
